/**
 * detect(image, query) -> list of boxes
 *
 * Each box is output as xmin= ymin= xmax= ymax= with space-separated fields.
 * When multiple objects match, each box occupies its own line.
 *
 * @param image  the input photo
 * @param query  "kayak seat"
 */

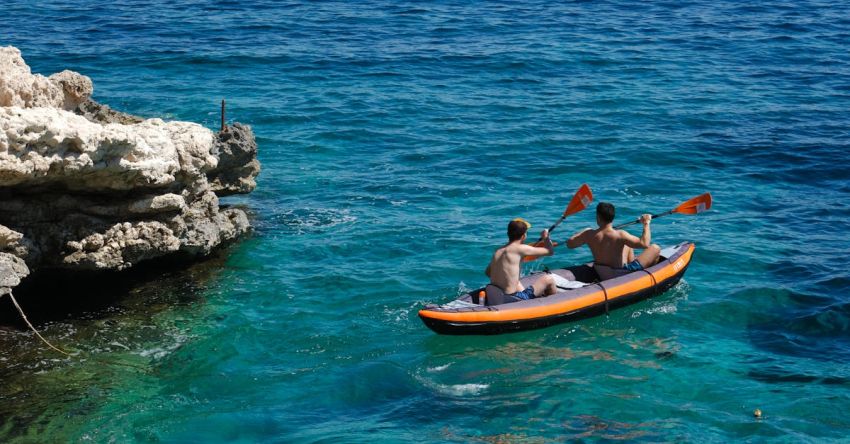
xmin=486 ymin=265 xmax=601 ymax=306
xmin=553 ymin=264 xmax=599 ymax=284
xmin=484 ymin=284 xmax=512 ymax=306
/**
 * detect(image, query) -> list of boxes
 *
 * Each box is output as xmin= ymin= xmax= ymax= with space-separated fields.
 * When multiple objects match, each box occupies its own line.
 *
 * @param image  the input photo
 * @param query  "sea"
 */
xmin=2 ymin=0 xmax=850 ymax=441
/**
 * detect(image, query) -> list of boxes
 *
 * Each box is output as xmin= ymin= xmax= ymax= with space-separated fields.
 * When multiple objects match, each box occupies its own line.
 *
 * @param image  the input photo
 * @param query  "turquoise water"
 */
xmin=2 ymin=0 xmax=850 ymax=441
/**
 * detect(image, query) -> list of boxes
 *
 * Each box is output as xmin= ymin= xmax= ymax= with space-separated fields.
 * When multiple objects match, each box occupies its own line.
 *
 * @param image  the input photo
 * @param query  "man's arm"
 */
xmin=566 ymin=228 xmax=592 ymax=249
xmin=621 ymin=214 xmax=652 ymax=249
xmin=485 ymin=263 xmax=491 ymax=277
xmin=519 ymin=229 xmax=554 ymax=257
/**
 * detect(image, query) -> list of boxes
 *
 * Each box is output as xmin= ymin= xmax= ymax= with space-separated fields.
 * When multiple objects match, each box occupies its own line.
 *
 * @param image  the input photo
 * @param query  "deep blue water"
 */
xmin=2 ymin=0 xmax=850 ymax=441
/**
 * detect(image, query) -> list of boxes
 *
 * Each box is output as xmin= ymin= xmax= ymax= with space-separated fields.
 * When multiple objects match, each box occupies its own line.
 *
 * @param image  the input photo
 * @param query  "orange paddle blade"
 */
xmin=673 ymin=192 xmax=712 ymax=215
xmin=564 ymin=183 xmax=593 ymax=217
xmin=522 ymin=184 xmax=592 ymax=263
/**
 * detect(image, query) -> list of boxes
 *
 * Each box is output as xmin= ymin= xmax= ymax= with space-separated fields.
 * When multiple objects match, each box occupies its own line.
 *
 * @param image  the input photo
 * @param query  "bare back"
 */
xmin=567 ymin=216 xmax=653 ymax=270
xmin=487 ymin=244 xmax=526 ymax=293
xmin=486 ymin=234 xmax=553 ymax=294
xmin=584 ymin=227 xmax=631 ymax=268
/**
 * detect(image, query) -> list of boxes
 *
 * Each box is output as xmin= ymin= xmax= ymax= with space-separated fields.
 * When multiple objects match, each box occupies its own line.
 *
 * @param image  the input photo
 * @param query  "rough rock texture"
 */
xmin=208 ymin=122 xmax=261 ymax=196
xmin=0 ymin=107 xmax=216 ymax=190
xmin=0 ymin=253 xmax=28 ymax=296
xmin=74 ymin=98 xmax=144 ymax=125
xmin=0 ymin=47 xmax=92 ymax=111
xmin=0 ymin=225 xmax=30 ymax=296
xmin=0 ymin=46 xmax=260 ymax=296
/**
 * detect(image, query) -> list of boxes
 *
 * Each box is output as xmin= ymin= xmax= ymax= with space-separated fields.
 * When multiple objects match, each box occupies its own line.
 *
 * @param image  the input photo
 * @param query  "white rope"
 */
xmin=5 ymin=290 xmax=72 ymax=356
xmin=2 ymin=290 xmax=155 ymax=371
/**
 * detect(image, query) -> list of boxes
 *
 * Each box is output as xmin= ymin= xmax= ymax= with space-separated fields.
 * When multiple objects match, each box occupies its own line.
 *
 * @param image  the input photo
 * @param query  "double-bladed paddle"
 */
xmin=522 ymin=183 xmax=593 ymax=262
xmin=614 ymin=192 xmax=712 ymax=229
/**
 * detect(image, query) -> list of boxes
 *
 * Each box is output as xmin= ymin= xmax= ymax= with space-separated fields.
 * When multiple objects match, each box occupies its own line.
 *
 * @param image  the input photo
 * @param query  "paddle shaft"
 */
xmin=614 ymin=210 xmax=674 ymax=229
xmin=526 ymin=220 xmax=560 ymax=248
xmin=523 ymin=184 xmax=594 ymax=261
xmin=547 ymin=215 xmax=567 ymax=234
xmin=530 ymin=213 xmax=571 ymax=244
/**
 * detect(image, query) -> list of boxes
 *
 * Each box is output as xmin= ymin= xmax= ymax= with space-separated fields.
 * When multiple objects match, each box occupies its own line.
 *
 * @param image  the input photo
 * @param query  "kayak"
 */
xmin=418 ymin=242 xmax=695 ymax=335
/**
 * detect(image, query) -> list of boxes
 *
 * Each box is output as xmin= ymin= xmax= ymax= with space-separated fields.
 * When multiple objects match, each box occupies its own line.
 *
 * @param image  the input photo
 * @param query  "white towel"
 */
xmin=551 ymin=273 xmax=588 ymax=290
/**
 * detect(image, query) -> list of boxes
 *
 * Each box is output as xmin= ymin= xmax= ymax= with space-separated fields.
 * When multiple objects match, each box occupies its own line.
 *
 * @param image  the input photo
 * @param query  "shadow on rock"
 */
xmin=0 ymin=247 xmax=233 ymax=328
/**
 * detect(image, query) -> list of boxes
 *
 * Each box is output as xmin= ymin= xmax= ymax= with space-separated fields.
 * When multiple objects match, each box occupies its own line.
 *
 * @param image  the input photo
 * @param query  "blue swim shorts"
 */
xmin=508 ymin=285 xmax=536 ymax=301
xmin=624 ymin=259 xmax=644 ymax=272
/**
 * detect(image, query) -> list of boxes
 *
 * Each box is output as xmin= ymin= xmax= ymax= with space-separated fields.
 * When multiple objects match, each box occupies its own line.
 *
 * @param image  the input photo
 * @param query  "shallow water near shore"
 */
xmin=2 ymin=0 xmax=850 ymax=441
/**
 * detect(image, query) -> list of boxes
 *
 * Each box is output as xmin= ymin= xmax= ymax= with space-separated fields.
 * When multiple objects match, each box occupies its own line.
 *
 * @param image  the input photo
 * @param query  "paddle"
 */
xmin=522 ymin=183 xmax=593 ymax=262
xmin=613 ymin=192 xmax=712 ymax=229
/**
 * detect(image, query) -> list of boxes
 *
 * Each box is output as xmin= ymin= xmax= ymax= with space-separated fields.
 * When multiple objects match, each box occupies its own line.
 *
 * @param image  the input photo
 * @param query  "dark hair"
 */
xmin=507 ymin=220 xmax=529 ymax=241
xmin=597 ymin=202 xmax=615 ymax=224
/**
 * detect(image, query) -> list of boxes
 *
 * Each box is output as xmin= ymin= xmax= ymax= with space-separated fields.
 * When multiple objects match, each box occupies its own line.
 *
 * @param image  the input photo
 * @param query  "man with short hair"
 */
xmin=485 ymin=218 xmax=557 ymax=301
xmin=566 ymin=202 xmax=661 ymax=281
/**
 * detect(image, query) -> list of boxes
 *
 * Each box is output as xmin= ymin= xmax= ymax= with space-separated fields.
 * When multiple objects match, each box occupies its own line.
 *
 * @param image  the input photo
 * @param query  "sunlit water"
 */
xmin=2 ymin=0 xmax=850 ymax=441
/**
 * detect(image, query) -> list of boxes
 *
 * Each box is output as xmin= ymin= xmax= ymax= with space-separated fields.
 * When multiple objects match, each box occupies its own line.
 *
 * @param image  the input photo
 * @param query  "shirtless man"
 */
xmin=485 ymin=218 xmax=557 ymax=301
xmin=566 ymin=202 xmax=661 ymax=281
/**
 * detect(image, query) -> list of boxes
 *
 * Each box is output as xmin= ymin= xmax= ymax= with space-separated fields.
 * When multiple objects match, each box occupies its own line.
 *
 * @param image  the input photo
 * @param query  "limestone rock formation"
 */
xmin=208 ymin=122 xmax=261 ymax=196
xmin=0 ymin=46 xmax=260 ymax=296
xmin=0 ymin=225 xmax=30 ymax=296
xmin=0 ymin=47 xmax=92 ymax=111
xmin=74 ymin=98 xmax=144 ymax=125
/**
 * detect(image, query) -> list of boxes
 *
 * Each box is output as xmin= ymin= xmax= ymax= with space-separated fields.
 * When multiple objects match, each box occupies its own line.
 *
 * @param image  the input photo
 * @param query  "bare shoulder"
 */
xmin=580 ymin=228 xmax=597 ymax=244
xmin=617 ymin=229 xmax=636 ymax=238
xmin=507 ymin=242 xmax=529 ymax=255
xmin=574 ymin=228 xmax=593 ymax=242
xmin=616 ymin=229 xmax=640 ymax=244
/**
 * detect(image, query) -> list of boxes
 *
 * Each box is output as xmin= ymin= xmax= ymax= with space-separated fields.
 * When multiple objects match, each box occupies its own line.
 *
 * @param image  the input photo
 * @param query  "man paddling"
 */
xmin=485 ymin=218 xmax=557 ymax=301
xmin=566 ymin=202 xmax=661 ymax=281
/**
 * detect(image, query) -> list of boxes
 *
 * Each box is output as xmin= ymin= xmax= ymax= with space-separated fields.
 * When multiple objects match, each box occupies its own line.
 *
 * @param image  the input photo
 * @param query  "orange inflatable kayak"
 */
xmin=419 ymin=242 xmax=695 ymax=335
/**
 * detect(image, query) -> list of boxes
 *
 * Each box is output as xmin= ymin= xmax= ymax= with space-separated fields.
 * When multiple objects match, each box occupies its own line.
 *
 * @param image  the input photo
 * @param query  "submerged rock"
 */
xmin=0 ymin=46 xmax=260 ymax=296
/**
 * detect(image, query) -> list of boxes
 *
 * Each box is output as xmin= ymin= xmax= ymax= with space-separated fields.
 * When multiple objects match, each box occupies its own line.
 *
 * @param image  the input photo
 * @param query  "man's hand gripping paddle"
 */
xmin=613 ymin=192 xmax=713 ymax=229
xmin=522 ymin=184 xmax=594 ymax=262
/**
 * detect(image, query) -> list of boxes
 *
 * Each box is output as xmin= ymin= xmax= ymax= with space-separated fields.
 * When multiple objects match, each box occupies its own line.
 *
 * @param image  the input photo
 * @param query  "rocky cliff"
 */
xmin=0 ymin=46 xmax=260 ymax=296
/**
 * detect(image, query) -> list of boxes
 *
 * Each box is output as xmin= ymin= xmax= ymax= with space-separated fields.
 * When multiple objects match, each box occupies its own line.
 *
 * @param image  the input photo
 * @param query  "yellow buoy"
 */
xmin=753 ymin=409 xmax=762 ymax=418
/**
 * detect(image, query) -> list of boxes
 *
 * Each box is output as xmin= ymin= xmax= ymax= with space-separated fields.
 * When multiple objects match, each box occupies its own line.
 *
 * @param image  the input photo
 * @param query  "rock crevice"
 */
xmin=0 ymin=46 xmax=260 ymax=296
